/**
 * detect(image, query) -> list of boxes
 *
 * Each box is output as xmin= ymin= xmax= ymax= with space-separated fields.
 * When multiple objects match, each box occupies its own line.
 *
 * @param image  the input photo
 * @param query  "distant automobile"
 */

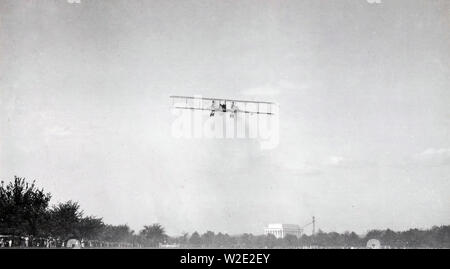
xmin=366 ymin=239 xmax=381 ymax=249
xmin=66 ymin=239 xmax=81 ymax=249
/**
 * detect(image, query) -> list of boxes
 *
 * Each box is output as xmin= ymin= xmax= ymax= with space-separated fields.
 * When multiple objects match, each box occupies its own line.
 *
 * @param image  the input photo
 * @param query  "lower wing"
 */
xmin=173 ymin=106 xmax=274 ymax=115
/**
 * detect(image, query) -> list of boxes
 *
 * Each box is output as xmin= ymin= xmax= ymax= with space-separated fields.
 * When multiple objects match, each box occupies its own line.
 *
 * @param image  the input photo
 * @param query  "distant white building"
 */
xmin=264 ymin=224 xmax=302 ymax=239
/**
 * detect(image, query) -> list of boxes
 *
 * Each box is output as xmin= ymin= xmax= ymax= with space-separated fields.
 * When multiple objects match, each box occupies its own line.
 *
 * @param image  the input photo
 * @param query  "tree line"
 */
xmin=1 ymin=176 xmax=449 ymax=248
xmin=167 ymin=226 xmax=450 ymax=249
xmin=0 ymin=176 xmax=165 ymax=247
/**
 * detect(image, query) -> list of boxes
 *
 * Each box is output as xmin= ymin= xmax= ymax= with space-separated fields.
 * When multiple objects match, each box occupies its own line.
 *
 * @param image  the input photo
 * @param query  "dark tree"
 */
xmin=140 ymin=223 xmax=167 ymax=247
xmin=253 ymin=235 xmax=267 ymax=248
xmin=201 ymin=231 xmax=215 ymax=247
xmin=189 ymin=231 xmax=201 ymax=247
xmin=265 ymin=234 xmax=277 ymax=249
xmin=299 ymin=234 xmax=312 ymax=247
xmin=379 ymin=229 xmax=398 ymax=247
xmin=79 ymin=216 xmax=105 ymax=240
xmin=238 ymin=233 xmax=254 ymax=248
xmin=343 ymin=231 xmax=362 ymax=247
xmin=0 ymin=176 xmax=51 ymax=237
xmin=49 ymin=201 xmax=83 ymax=240
xmin=214 ymin=232 xmax=226 ymax=248
xmin=283 ymin=234 xmax=299 ymax=248
xmin=214 ymin=232 xmax=234 ymax=248
xmin=434 ymin=225 xmax=450 ymax=248
xmin=100 ymin=224 xmax=134 ymax=243
xmin=314 ymin=229 xmax=327 ymax=247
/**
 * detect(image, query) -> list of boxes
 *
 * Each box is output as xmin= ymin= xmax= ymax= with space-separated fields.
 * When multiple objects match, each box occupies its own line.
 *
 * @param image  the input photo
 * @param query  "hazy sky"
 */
xmin=1 ymin=0 xmax=449 ymax=236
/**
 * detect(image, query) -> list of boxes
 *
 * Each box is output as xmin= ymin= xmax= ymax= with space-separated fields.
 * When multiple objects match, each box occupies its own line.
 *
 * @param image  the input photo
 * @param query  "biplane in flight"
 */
xmin=170 ymin=95 xmax=277 ymax=117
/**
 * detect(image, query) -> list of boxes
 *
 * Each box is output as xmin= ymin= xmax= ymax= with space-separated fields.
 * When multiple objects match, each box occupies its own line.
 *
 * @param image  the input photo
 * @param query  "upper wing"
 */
xmin=169 ymin=95 xmax=276 ymax=105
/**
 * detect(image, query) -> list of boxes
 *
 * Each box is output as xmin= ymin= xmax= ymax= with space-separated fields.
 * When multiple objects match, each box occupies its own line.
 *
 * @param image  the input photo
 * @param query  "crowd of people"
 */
xmin=0 ymin=235 xmax=140 ymax=248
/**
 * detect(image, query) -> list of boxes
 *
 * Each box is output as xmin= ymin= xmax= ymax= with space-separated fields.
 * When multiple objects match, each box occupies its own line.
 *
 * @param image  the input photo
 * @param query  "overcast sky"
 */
xmin=1 ymin=0 xmax=449 ymax=236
